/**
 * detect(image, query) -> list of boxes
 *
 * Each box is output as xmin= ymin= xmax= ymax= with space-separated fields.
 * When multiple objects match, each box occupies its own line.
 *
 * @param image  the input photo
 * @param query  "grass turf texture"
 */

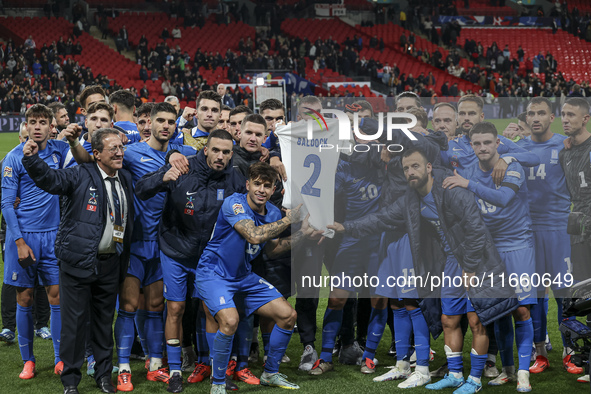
xmin=0 ymin=119 xmax=585 ymax=392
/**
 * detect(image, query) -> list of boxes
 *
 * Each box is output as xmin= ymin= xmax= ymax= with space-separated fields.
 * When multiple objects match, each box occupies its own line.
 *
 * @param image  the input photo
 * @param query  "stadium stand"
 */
xmin=457 ymin=27 xmax=591 ymax=81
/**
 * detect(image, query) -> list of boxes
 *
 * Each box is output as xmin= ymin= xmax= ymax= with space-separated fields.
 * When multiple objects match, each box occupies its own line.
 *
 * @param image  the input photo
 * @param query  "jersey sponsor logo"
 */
xmin=140 ymin=157 xmax=154 ymax=162
xmin=186 ymin=196 xmax=194 ymax=210
xmin=518 ymin=294 xmax=530 ymax=301
xmin=507 ymin=170 xmax=521 ymax=179
xmin=452 ymin=147 xmax=463 ymax=152
xmin=352 ymin=177 xmax=365 ymax=184
xmin=88 ymin=192 xmax=97 ymax=206
xmin=3 ymin=166 xmax=12 ymax=177
xmin=217 ymin=189 xmax=224 ymax=200
xmin=233 ymin=203 xmax=245 ymax=215
xmin=90 ymin=187 xmax=97 ymax=191
xmin=186 ymin=191 xmax=197 ymax=195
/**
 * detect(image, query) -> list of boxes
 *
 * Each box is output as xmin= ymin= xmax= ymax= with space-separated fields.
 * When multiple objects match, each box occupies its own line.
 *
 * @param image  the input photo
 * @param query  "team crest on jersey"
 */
xmin=451 ymin=157 xmax=459 ymax=168
xmin=551 ymin=149 xmax=559 ymax=164
xmin=185 ymin=196 xmax=194 ymax=216
xmin=233 ymin=203 xmax=245 ymax=215
xmin=3 ymin=166 xmax=12 ymax=177
xmin=52 ymin=154 xmax=59 ymax=164
xmin=219 ymin=296 xmax=226 ymax=305
xmin=217 ymin=189 xmax=224 ymax=201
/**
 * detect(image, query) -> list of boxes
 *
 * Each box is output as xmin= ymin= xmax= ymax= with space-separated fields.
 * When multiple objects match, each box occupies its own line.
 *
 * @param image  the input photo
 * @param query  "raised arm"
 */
xmin=135 ymin=163 xmax=176 ymax=200
xmin=63 ymin=124 xmax=94 ymax=164
xmin=21 ymin=140 xmax=79 ymax=196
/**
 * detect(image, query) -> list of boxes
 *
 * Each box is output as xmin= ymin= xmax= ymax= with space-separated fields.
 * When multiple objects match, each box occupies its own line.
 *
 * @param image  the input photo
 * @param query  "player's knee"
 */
xmin=468 ymin=315 xmax=484 ymax=335
xmin=16 ymin=288 xmax=34 ymax=307
xmin=327 ymin=297 xmax=346 ymax=310
xmin=220 ymin=315 xmax=239 ymax=334
xmin=441 ymin=315 xmax=459 ymax=331
xmin=167 ymin=302 xmax=185 ymax=318
xmin=283 ymin=308 xmax=297 ymax=330
xmin=146 ymin=297 xmax=165 ymax=312
xmin=514 ymin=306 xmax=530 ymax=321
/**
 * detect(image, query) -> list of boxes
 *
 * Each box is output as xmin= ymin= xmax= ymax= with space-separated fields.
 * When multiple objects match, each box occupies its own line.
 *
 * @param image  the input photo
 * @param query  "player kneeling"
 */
xmin=195 ymin=162 xmax=316 ymax=393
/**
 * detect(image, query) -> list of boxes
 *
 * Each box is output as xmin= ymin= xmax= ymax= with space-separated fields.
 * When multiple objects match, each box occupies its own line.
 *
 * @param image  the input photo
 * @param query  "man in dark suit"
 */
xmin=22 ymin=128 xmax=134 ymax=394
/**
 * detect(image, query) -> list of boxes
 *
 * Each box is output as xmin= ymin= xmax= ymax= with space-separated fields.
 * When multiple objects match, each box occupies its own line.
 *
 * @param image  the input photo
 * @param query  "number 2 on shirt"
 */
xmin=301 ymin=154 xmax=321 ymax=197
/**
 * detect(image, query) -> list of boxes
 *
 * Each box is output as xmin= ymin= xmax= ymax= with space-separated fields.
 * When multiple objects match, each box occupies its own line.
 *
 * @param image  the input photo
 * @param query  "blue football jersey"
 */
xmin=123 ymin=141 xmax=196 ymax=240
xmin=465 ymin=161 xmax=533 ymax=251
xmin=334 ymin=159 xmax=382 ymax=222
xmin=441 ymin=134 xmax=540 ymax=176
xmin=1 ymin=140 xmax=70 ymax=232
xmin=517 ymin=134 xmax=570 ymax=230
xmin=198 ymin=193 xmax=282 ymax=279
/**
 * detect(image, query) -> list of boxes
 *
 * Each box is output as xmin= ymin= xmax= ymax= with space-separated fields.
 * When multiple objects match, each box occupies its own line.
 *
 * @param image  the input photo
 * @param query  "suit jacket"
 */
xmin=22 ymin=154 xmax=134 ymax=281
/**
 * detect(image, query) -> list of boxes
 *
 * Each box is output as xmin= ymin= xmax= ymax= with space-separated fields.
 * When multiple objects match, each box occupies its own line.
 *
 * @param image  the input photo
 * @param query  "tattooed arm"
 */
xmin=233 ymin=204 xmax=303 ymax=245
xmin=264 ymin=214 xmax=315 ymax=258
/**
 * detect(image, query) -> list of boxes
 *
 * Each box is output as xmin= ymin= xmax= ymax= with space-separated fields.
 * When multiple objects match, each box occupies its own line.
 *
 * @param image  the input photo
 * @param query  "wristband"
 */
xmin=69 ymin=138 xmax=80 ymax=148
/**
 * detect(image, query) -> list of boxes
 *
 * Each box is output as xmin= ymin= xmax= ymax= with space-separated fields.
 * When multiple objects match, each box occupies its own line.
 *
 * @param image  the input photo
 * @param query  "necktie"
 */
xmin=107 ymin=177 xmax=124 ymax=254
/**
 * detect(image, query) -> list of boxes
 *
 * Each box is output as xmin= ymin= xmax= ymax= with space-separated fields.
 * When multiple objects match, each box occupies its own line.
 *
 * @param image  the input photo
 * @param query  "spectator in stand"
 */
xmin=139 ymin=66 xmax=149 ymax=83
xmin=161 ymin=28 xmax=170 ymax=41
xmin=171 ymin=27 xmax=181 ymax=40
xmin=24 ymin=35 xmax=36 ymax=49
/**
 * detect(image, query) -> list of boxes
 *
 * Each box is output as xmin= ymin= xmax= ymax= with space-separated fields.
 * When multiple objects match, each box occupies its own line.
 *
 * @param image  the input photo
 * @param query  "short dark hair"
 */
xmin=91 ymin=128 xmax=120 ymax=152
xmin=517 ymin=112 xmax=527 ymax=122
xmin=150 ymin=102 xmax=177 ymax=118
xmin=395 ymin=91 xmax=421 ymax=109
xmin=297 ymin=96 xmax=320 ymax=113
xmin=196 ymin=90 xmax=222 ymax=110
xmin=25 ymin=104 xmax=53 ymax=122
xmin=458 ymin=94 xmax=484 ymax=110
xmin=248 ymin=161 xmax=279 ymax=184
xmin=207 ymin=129 xmax=234 ymax=145
xmin=87 ymin=102 xmax=114 ymax=120
xmin=48 ymin=102 xmax=66 ymax=115
xmin=136 ymin=102 xmax=155 ymax=118
xmin=229 ymin=105 xmax=253 ymax=118
xmin=260 ymin=98 xmax=285 ymax=114
xmin=80 ymin=85 xmax=106 ymax=109
xmin=109 ymin=89 xmax=136 ymax=112
xmin=221 ymin=104 xmax=232 ymax=112
xmin=469 ymin=121 xmax=498 ymax=139
xmin=402 ymin=146 xmax=430 ymax=164
xmin=527 ymin=97 xmax=552 ymax=112
xmin=564 ymin=97 xmax=591 ymax=114
xmin=241 ymin=113 xmax=267 ymax=131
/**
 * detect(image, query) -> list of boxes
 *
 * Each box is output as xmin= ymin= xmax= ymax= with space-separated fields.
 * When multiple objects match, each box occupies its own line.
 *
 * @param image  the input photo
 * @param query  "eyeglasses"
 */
xmin=105 ymin=145 xmax=124 ymax=154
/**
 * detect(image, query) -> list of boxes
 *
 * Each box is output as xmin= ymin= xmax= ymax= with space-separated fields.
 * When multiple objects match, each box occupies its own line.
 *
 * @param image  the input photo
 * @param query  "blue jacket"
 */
xmin=344 ymin=169 xmax=518 ymax=337
xmin=135 ymin=150 xmax=246 ymax=261
xmin=22 ymin=154 xmax=134 ymax=280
